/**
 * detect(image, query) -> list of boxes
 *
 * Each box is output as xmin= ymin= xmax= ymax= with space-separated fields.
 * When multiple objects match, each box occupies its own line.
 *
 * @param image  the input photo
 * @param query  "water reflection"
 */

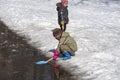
xmin=0 ymin=50 xmax=53 ymax=80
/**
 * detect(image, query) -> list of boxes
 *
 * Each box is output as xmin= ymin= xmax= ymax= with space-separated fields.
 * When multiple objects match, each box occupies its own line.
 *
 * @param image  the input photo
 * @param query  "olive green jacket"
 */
xmin=56 ymin=32 xmax=77 ymax=54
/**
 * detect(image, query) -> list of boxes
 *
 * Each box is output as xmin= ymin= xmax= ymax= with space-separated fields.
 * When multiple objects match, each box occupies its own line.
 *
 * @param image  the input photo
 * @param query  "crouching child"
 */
xmin=52 ymin=28 xmax=78 ymax=60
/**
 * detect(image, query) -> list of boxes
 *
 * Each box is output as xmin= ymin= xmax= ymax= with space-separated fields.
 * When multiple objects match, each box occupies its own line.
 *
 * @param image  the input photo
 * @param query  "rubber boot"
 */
xmin=62 ymin=52 xmax=71 ymax=60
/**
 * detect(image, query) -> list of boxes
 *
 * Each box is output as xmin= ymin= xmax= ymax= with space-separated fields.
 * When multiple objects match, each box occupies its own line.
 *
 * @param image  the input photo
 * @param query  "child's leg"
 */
xmin=60 ymin=23 xmax=66 ymax=31
xmin=63 ymin=23 xmax=66 ymax=31
xmin=60 ymin=45 xmax=72 ymax=53
xmin=60 ymin=24 xmax=63 ymax=30
xmin=59 ymin=45 xmax=72 ymax=60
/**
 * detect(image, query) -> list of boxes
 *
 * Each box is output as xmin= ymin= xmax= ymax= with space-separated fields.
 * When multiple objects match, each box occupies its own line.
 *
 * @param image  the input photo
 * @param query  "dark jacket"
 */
xmin=56 ymin=32 xmax=78 ymax=54
xmin=56 ymin=2 xmax=69 ymax=24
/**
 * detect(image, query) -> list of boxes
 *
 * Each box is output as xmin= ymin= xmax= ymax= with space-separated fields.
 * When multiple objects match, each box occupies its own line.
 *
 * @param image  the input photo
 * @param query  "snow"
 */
xmin=0 ymin=0 xmax=120 ymax=80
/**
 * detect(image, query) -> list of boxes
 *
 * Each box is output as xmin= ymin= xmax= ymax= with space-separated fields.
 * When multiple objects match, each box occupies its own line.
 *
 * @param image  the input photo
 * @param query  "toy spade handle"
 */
xmin=46 ymin=58 xmax=53 ymax=62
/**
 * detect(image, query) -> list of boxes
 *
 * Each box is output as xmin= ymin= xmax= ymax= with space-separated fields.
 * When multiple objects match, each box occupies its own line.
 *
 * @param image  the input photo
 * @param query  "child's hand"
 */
xmin=53 ymin=50 xmax=60 ymax=60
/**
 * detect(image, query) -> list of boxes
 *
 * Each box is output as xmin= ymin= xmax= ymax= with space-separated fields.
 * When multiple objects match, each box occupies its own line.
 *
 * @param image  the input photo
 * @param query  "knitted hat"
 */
xmin=61 ymin=0 xmax=68 ymax=4
xmin=52 ymin=28 xmax=62 ymax=37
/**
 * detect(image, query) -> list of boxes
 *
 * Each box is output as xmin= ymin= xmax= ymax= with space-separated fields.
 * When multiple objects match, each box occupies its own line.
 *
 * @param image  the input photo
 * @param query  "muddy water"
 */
xmin=0 ymin=21 xmax=74 ymax=80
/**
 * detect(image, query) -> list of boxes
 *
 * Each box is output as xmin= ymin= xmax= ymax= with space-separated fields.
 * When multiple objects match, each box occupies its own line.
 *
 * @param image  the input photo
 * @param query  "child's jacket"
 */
xmin=56 ymin=32 xmax=77 ymax=54
xmin=56 ymin=2 xmax=69 ymax=24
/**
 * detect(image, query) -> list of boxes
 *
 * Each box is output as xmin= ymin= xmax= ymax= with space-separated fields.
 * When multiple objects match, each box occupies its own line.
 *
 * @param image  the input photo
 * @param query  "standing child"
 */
xmin=56 ymin=0 xmax=69 ymax=31
xmin=52 ymin=28 xmax=78 ymax=60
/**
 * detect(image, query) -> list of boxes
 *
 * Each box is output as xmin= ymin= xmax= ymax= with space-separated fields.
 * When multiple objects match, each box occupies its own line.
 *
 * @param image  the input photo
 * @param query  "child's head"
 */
xmin=52 ymin=28 xmax=62 ymax=40
xmin=61 ymin=0 xmax=68 ymax=6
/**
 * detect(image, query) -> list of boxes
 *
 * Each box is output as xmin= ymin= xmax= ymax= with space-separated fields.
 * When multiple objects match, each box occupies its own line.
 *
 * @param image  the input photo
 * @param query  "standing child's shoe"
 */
xmin=62 ymin=52 xmax=71 ymax=60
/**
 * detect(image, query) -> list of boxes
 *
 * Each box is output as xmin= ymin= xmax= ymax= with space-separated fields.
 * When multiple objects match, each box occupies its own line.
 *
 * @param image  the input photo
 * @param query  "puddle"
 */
xmin=0 ymin=21 xmax=74 ymax=80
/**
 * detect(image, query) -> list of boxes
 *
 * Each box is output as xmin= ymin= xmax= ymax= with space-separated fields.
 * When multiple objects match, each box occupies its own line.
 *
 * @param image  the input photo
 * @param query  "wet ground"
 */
xmin=0 ymin=21 xmax=74 ymax=80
